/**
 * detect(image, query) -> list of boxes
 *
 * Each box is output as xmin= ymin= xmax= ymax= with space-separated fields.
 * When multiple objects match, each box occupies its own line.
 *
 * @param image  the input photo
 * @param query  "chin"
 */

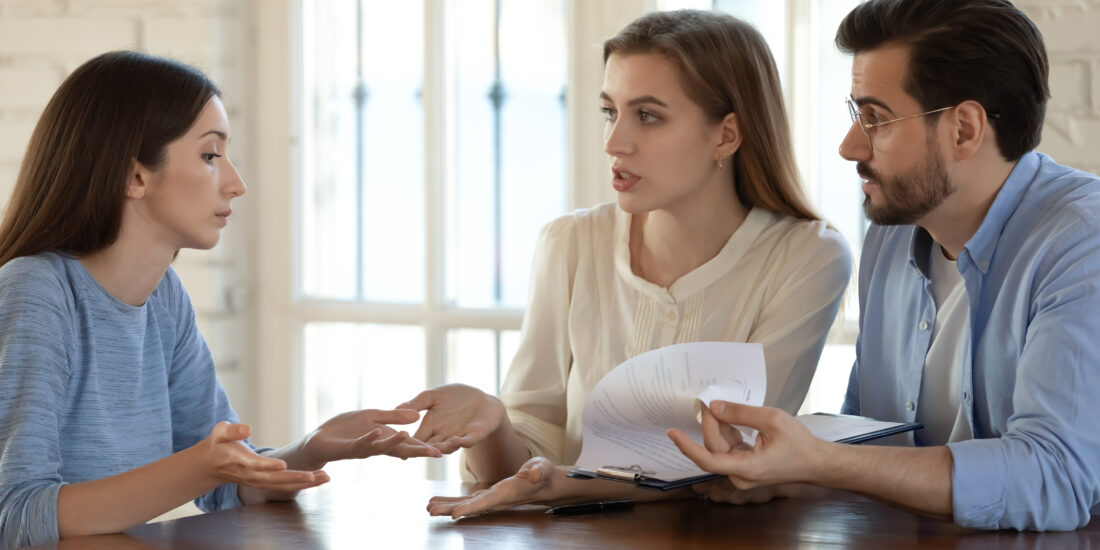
xmin=615 ymin=194 xmax=656 ymax=215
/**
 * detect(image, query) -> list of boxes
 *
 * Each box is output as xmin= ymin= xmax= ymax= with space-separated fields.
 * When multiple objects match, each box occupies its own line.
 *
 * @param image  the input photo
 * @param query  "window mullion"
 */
xmin=424 ymin=0 xmax=451 ymax=481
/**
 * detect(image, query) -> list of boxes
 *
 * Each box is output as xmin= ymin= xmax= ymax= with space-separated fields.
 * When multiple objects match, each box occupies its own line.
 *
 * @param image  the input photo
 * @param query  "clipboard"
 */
xmin=566 ymin=465 xmax=721 ymax=491
xmin=798 ymin=413 xmax=922 ymax=444
xmin=567 ymin=414 xmax=922 ymax=490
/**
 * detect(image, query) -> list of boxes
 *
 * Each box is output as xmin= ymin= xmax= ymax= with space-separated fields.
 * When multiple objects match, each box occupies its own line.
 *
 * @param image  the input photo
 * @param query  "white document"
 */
xmin=796 ymin=414 xmax=909 ymax=443
xmin=574 ymin=342 xmax=766 ymax=482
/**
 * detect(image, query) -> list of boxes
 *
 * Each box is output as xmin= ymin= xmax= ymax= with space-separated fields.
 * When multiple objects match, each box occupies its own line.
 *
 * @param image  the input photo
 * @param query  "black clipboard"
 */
xmin=566 ymin=466 xmax=721 ymax=491
xmin=567 ymin=414 xmax=921 ymax=490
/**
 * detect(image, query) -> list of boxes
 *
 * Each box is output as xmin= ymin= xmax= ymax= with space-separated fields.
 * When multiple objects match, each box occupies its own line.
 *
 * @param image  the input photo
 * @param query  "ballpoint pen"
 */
xmin=545 ymin=499 xmax=635 ymax=515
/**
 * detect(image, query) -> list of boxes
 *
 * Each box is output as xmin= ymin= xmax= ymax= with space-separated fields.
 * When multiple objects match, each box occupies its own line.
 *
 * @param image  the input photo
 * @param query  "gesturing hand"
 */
xmin=300 ymin=408 xmax=442 ymax=468
xmin=668 ymin=400 xmax=828 ymax=490
xmin=198 ymin=422 xmax=329 ymax=492
xmin=397 ymin=384 xmax=507 ymax=454
xmin=427 ymin=457 xmax=558 ymax=519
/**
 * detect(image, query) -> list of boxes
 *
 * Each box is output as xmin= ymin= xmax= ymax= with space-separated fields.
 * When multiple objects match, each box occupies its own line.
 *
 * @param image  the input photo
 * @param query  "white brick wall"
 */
xmin=0 ymin=0 xmax=255 ymax=420
xmin=1020 ymin=0 xmax=1100 ymax=175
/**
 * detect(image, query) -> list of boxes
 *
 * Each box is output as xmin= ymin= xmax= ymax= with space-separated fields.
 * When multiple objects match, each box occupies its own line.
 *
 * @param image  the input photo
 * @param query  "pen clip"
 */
xmin=596 ymin=464 xmax=653 ymax=482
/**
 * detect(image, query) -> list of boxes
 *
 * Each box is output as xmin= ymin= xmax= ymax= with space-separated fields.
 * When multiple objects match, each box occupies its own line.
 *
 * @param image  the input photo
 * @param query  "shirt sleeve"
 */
xmin=948 ymin=225 xmax=1100 ymax=530
xmin=747 ymin=223 xmax=853 ymax=414
xmin=0 ymin=261 xmax=74 ymax=548
xmin=162 ymin=270 xmax=255 ymax=512
xmin=495 ymin=216 xmax=579 ymax=468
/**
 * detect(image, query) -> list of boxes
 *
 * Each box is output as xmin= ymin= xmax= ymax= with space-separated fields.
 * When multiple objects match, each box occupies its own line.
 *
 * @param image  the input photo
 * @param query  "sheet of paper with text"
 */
xmin=575 ymin=342 xmax=765 ymax=482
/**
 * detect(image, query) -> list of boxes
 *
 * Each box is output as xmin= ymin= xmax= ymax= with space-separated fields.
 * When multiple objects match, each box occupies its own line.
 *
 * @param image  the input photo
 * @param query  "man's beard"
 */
xmin=860 ymin=145 xmax=954 ymax=226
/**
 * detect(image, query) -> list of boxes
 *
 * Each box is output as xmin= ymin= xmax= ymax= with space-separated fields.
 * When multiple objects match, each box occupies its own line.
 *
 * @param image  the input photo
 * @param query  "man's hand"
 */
xmin=668 ymin=400 xmax=830 ymax=490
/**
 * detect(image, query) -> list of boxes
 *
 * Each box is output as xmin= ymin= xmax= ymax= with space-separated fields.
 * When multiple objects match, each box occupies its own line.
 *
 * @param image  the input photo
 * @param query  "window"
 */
xmin=300 ymin=0 xmax=566 ymax=481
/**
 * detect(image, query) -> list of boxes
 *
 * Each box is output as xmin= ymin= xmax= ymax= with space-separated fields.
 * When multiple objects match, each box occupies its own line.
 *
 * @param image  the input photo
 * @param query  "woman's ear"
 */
xmin=714 ymin=112 xmax=743 ymax=164
xmin=127 ymin=160 xmax=152 ymax=200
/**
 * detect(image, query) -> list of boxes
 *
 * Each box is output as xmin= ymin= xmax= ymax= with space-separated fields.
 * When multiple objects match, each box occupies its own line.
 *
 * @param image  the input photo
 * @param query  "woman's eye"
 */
xmin=202 ymin=153 xmax=222 ymax=162
xmin=639 ymin=111 xmax=659 ymax=123
xmin=599 ymin=106 xmax=616 ymax=121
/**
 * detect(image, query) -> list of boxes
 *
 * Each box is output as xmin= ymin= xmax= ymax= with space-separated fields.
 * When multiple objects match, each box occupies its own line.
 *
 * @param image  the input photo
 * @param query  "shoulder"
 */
xmin=1005 ymin=156 xmax=1100 ymax=260
xmin=536 ymin=203 xmax=616 ymax=250
xmin=761 ymin=213 xmax=853 ymax=274
xmin=0 ymin=252 xmax=74 ymax=305
xmin=1028 ymin=155 xmax=1100 ymax=231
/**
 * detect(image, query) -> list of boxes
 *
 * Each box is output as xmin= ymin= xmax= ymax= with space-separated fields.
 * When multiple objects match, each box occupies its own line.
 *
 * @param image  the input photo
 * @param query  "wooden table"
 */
xmin=26 ymin=480 xmax=1100 ymax=549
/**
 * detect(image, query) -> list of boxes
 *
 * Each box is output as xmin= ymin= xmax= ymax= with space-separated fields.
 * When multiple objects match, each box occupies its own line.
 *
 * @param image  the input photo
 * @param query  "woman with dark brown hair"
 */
xmin=0 ymin=51 xmax=440 ymax=548
xmin=408 ymin=10 xmax=852 ymax=516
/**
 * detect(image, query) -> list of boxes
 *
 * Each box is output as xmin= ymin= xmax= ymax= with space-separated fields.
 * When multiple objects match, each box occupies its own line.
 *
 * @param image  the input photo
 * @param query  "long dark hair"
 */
xmin=0 ymin=50 xmax=220 ymax=266
xmin=604 ymin=10 xmax=819 ymax=221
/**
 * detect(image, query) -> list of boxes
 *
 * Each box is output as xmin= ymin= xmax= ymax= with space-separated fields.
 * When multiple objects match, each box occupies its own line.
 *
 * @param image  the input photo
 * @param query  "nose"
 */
xmin=603 ymin=118 xmax=635 ymax=158
xmin=838 ymin=122 xmax=871 ymax=162
xmin=223 ymin=158 xmax=247 ymax=198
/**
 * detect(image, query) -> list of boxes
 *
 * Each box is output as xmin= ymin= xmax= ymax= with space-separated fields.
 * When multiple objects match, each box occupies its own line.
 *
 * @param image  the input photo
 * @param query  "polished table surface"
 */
xmin=27 ymin=478 xmax=1100 ymax=549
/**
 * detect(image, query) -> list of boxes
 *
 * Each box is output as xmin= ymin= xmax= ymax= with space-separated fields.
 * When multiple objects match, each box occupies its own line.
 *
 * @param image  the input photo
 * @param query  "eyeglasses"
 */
xmin=846 ymin=97 xmax=954 ymax=152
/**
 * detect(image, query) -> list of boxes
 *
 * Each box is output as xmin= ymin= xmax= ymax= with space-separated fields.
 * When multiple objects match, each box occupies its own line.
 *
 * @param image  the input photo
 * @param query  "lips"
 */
xmin=612 ymin=167 xmax=641 ymax=192
xmin=215 ymin=209 xmax=232 ymax=226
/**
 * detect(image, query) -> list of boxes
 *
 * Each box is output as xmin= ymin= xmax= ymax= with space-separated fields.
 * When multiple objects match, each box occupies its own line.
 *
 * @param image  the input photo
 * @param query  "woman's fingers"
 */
xmin=361 ymin=408 xmax=421 ymax=426
xmin=211 ymin=421 xmax=251 ymax=444
xmin=450 ymin=488 xmax=511 ymax=519
xmin=232 ymin=467 xmax=330 ymax=490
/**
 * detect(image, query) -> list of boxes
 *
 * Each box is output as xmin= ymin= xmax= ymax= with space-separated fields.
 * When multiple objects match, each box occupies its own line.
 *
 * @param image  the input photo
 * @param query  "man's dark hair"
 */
xmin=836 ymin=0 xmax=1049 ymax=161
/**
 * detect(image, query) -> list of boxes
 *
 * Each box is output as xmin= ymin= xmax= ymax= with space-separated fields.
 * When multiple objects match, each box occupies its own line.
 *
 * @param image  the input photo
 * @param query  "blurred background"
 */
xmin=0 ymin=0 xmax=1095 ymax=490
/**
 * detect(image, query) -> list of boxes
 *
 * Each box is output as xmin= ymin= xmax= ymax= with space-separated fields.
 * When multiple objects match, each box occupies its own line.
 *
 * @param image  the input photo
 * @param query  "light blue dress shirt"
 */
xmin=843 ymin=152 xmax=1100 ymax=531
xmin=0 ymin=252 xmax=253 ymax=548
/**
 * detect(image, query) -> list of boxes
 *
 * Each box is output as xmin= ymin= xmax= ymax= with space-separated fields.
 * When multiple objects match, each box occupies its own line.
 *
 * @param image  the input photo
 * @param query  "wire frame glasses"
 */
xmin=846 ymin=97 xmax=954 ymax=152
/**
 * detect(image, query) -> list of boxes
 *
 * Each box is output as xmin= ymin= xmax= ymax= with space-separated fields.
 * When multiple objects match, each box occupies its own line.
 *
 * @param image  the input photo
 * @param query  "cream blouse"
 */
xmin=497 ymin=202 xmax=852 ymax=467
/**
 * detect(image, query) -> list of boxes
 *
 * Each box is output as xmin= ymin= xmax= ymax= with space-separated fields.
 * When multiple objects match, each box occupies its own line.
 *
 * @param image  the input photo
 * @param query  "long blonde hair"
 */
xmin=604 ymin=10 xmax=818 ymax=221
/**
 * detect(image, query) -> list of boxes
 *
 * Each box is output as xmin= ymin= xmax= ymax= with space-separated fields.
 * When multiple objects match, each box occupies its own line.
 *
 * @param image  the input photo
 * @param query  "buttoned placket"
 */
xmin=957 ymin=249 xmax=982 ymax=435
xmin=909 ymin=270 xmax=936 ymax=421
xmin=658 ymin=292 xmax=680 ymax=348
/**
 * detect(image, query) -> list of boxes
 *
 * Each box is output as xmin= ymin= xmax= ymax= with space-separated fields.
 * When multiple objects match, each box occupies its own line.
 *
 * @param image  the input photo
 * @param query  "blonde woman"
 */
xmin=405 ymin=10 xmax=852 ymax=515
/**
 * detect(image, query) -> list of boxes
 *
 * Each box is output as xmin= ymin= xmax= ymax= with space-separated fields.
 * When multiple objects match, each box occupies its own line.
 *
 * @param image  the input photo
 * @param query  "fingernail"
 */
xmin=711 ymin=401 xmax=726 ymax=414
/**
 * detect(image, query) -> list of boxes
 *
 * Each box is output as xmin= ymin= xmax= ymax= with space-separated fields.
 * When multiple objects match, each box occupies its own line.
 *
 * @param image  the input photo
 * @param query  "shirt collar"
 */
xmin=907 ymin=151 xmax=1040 ymax=277
xmin=961 ymin=152 xmax=1039 ymax=274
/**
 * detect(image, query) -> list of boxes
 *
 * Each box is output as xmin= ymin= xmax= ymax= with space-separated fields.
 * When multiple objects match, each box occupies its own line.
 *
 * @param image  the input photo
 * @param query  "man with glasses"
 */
xmin=669 ymin=0 xmax=1100 ymax=530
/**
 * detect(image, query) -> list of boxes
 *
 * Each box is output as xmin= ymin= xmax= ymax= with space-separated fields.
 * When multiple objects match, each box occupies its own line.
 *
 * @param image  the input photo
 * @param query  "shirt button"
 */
xmin=918 ymin=321 xmax=929 ymax=331
xmin=666 ymin=311 xmax=677 ymax=322
xmin=906 ymin=401 xmax=915 ymax=411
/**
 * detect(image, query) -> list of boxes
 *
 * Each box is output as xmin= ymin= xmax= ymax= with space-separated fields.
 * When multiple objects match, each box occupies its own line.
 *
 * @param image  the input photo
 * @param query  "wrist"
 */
xmin=286 ymin=436 xmax=327 ymax=472
xmin=181 ymin=441 xmax=224 ymax=488
xmin=807 ymin=440 xmax=845 ymax=488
